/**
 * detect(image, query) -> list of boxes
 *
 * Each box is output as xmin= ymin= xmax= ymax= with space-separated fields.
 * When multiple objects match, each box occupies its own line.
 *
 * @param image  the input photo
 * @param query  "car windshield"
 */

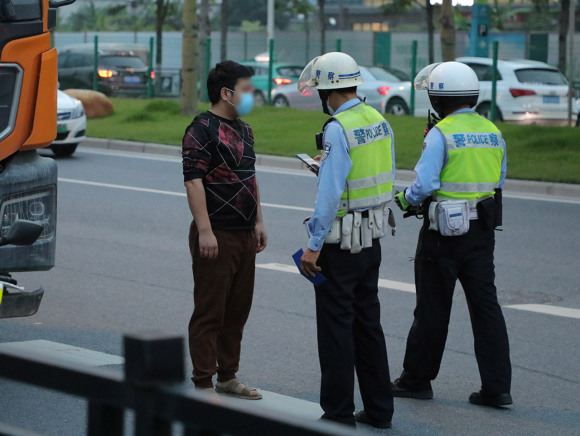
xmin=366 ymin=67 xmax=402 ymax=83
xmin=100 ymin=55 xmax=146 ymax=69
xmin=515 ymin=68 xmax=567 ymax=86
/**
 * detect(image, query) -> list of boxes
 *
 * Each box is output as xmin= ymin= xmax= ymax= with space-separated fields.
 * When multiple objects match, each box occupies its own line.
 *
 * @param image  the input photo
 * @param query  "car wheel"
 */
xmin=273 ymin=95 xmax=290 ymax=108
xmin=254 ymin=91 xmax=266 ymax=107
xmin=385 ymin=98 xmax=410 ymax=116
xmin=475 ymin=102 xmax=503 ymax=122
xmin=576 ymin=114 xmax=580 ymax=127
xmin=51 ymin=143 xmax=78 ymax=157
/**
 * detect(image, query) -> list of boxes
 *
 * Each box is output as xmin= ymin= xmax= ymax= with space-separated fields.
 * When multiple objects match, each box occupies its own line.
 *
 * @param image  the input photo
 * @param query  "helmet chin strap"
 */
xmin=318 ymin=89 xmax=333 ymax=115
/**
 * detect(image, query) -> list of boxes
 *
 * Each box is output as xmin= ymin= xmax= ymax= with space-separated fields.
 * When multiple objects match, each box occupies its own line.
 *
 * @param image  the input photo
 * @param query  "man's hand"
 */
xmin=255 ymin=222 xmax=268 ymax=253
xmin=199 ymin=229 xmax=218 ymax=259
xmin=394 ymin=190 xmax=410 ymax=212
xmin=301 ymin=248 xmax=321 ymax=277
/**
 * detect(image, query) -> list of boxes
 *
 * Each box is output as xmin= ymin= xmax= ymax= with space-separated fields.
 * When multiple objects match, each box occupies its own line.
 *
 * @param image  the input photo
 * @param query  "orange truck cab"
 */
xmin=0 ymin=0 xmax=75 ymax=318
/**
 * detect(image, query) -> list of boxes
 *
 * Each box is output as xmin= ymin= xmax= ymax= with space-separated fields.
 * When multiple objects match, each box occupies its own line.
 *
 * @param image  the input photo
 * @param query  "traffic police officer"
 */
xmin=298 ymin=52 xmax=395 ymax=428
xmin=392 ymin=61 xmax=512 ymax=407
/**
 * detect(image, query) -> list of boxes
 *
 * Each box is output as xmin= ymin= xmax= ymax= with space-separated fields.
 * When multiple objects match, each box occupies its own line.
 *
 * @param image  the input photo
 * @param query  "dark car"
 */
xmin=58 ymin=43 xmax=152 ymax=96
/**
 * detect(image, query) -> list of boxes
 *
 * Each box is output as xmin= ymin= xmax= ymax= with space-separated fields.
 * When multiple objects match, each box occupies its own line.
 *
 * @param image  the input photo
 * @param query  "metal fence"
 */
xmin=0 ymin=333 xmax=355 ymax=436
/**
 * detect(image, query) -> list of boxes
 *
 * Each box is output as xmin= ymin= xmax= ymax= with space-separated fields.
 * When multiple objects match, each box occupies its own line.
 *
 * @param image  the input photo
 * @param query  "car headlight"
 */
xmin=70 ymin=101 xmax=85 ymax=119
xmin=0 ymin=186 xmax=57 ymax=241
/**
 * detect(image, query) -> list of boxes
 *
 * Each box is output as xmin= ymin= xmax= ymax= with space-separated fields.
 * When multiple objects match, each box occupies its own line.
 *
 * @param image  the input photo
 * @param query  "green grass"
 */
xmin=87 ymin=98 xmax=580 ymax=184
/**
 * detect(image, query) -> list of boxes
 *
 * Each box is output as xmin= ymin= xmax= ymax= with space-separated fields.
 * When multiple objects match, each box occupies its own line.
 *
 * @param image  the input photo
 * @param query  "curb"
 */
xmin=83 ymin=137 xmax=580 ymax=200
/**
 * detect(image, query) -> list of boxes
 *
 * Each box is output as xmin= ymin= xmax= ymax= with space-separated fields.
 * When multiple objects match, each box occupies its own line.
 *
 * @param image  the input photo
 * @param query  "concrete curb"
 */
xmin=83 ymin=137 xmax=580 ymax=199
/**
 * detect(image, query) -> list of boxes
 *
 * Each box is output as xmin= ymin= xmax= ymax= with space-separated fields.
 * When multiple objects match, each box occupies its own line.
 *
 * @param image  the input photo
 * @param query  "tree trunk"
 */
xmin=558 ymin=0 xmax=570 ymax=72
xmin=426 ymin=0 xmax=434 ymax=63
xmin=199 ymin=0 xmax=210 ymax=101
xmin=220 ymin=0 xmax=228 ymax=61
xmin=440 ymin=0 xmax=456 ymax=61
xmin=318 ymin=0 xmax=326 ymax=54
xmin=180 ymin=0 xmax=198 ymax=115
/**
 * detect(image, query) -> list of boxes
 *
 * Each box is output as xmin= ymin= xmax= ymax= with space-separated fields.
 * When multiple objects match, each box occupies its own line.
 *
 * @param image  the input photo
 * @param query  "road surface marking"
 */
xmin=58 ymin=178 xmax=313 ymax=212
xmin=0 ymin=340 xmax=124 ymax=366
xmin=257 ymin=262 xmax=416 ymax=293
xmin=74 ymin=148 xmax=580 ymax=205
xmin=504 ymin=304 xmax=580 ymax=320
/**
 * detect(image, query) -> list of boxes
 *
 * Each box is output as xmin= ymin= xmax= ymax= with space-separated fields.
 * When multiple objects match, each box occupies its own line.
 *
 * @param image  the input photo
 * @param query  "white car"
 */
xmin=271 ymin=66 xmax=413 ymax=115
xmin=413 ymin=58 xmax=580 ymax=125
xmin=52 ymin=90 xmax=86 ymax=156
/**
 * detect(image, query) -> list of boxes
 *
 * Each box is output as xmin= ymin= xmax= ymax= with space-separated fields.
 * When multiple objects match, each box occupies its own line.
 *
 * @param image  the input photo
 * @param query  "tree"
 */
xmin=558 ymin=0 xmax=570 ymax=72
xmin=318 ymin=0 xmax=325 ymax=54
xmin=381 ymin=0 xmax=435 ymax=64
xmin=440 ymin=0 xmax=455 ymax=61
xmin=180 ymin=0 xmax=198 ymax=116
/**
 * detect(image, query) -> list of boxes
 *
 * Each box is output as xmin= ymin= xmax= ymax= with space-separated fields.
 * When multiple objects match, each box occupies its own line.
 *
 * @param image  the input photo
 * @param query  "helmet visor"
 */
xmin=298 ymin=57 xmax=320 ymax=94
xmin=414 ymin=63 xmax=442 ymax=91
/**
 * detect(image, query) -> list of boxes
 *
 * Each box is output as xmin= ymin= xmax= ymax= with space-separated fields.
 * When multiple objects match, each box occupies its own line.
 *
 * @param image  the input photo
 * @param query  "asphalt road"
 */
xmin=0 ymin=146 xmax=579 ymax=435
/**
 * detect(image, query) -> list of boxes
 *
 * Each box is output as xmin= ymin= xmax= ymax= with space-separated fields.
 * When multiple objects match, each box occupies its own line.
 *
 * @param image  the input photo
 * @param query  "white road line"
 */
xmin=257 ymin=262 xmax=416 ymax=293
xmin=504 ymin=304 xmax=580 ymax=320
xmin=74 ymin=148 xmax=580 ymax=205
xmin=58 ymin=178 xmax=313 ymax=212
xmin=0 ymin=340 xmax=124 ymax=366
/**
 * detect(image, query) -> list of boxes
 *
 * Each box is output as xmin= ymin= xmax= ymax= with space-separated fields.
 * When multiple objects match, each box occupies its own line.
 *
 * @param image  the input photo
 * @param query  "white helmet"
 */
xmin=298 ymin=52 xmax=364 ymax=93
xmin=415 ymin=61 xmax=479 ymax=117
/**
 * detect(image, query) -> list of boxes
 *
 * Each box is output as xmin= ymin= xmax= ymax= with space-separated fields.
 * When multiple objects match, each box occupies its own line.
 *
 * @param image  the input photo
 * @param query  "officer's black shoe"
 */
xmin=354 ymin=410 xmax=392 ymax=429
xmin=391 ymin=378 xmax=433 ymax=399
xmin=469 ymin=390 xmax=513 ymax=407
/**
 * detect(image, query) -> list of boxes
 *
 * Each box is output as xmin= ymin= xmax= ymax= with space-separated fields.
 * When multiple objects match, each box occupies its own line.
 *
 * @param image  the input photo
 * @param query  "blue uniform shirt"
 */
xmin=307 ymin=98 xmax=396 ymax=251
xmin=405 ymin=108 xmax=507 ymax=206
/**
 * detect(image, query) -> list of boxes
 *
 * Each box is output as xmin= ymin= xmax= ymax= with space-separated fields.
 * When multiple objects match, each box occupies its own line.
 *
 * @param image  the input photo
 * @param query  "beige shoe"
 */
xmin=215 ymin=378 xmax=262 ymax=400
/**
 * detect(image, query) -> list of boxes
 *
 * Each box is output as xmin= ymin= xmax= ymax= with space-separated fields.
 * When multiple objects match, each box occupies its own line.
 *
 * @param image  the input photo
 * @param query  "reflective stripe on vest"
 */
xmin=434 ymin=112 xmax=504 ymax=201
xmin=331 ymin=102 xmax=394 ymax=216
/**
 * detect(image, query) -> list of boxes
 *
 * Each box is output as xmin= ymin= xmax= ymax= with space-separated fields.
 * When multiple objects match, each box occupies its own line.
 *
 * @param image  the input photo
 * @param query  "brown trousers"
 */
xmin=188 ymin=221 xmax=256 ymax=388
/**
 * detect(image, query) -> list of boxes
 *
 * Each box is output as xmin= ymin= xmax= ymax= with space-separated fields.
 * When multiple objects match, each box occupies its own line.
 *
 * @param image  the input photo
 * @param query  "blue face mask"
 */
xmin=226 ymin=89 xmax=254 ymax=117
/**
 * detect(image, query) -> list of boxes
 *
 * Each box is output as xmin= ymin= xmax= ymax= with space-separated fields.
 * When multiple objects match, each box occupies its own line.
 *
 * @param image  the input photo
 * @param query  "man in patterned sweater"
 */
xmin=182 ymin=61 xmax=267 ymax=399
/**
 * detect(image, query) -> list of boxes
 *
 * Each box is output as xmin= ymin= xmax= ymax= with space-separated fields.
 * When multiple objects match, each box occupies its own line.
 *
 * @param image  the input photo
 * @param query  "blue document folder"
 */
xmin=292 ymin=249 xmax=327 ymax=286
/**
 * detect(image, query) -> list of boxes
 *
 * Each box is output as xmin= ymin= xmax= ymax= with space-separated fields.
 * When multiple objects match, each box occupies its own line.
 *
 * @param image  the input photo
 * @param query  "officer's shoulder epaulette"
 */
xmin=322 ymin=117 xmax=336 ymax=130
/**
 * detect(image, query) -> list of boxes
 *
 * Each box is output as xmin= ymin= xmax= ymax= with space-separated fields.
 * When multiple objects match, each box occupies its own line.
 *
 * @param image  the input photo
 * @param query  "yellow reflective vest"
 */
xmin=434 ymin=112 xmax=504 ymax=203
xmin=332 ymin=102 xmax=394 ymax=217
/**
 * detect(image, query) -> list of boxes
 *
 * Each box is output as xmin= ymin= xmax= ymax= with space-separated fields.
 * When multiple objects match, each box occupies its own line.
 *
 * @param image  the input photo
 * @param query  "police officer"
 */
xmin=392 ymin=61 xmax=512 ymax=407
xmin=298 ymin=52 xmax=395 ymax=428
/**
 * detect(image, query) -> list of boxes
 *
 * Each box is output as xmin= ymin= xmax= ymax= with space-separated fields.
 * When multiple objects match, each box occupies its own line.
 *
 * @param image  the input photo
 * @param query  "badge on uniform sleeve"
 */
xmin=321 ymin=141 xmax=332 ymax=161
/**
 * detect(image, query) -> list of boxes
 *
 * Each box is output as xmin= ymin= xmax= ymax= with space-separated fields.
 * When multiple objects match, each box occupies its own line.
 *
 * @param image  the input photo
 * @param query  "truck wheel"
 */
xmin=51 ymin=144 xmax=78 ymax=157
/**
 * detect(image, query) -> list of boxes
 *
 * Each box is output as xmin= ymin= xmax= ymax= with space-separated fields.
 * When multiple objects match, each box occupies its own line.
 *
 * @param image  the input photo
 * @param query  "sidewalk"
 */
xmin=83 ymin=137 xmax=580 ymax=200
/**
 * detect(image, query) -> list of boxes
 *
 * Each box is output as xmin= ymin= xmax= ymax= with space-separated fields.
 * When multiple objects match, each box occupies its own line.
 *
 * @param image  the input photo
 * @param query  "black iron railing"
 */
xmin=0 ymin=333 xmax=355 ymax=436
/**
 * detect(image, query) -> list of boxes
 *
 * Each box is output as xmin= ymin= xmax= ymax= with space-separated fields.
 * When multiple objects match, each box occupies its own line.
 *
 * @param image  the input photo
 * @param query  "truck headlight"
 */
xmin=0 ymin=64 xmax=23 ymax=142
xmin=0 ymin=186 xmax=57 ymax=240
xmin=71 ymin=101 xmax=85 ymax=119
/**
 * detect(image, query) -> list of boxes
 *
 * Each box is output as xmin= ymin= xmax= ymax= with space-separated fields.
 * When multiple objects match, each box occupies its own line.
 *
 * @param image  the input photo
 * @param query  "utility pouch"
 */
xmin=494 ymin=188 xmax=503 ymax=227
xmin=325 ymin=218 xmax=342 ymax=244
xmin=372 ymin=208 xmax=384 ymax=239
xmin=428 ymin=202 xmax=440 ymax=232
xmin=361 ymin=216 xmax=373 ymax=249
xmin=477 ymin=197 xmax=496 ymax=230
xmin=351 ymin=211 xmax=363 ymax=254
xmin=340 ymin=213 xmax=353 ymax=251
xmin=435 ymin=200 xmax=470 ymax=236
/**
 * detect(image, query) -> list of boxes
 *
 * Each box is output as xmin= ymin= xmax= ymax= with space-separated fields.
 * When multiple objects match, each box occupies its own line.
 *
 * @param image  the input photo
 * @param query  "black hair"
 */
xmin=334 ymin=86 xmax=357 ymax=95
xmin=207 ymin=60 xmax=253 ymax=104
xmin=429 ymin=94 xmax=478 ymax=118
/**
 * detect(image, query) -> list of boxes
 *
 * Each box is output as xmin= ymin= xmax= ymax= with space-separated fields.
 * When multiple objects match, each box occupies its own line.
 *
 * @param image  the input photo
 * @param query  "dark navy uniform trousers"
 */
xmin=401 ymin=219 xmax=512 ymax=395
xmin=314 ymin=238 xmax=394 ymax=425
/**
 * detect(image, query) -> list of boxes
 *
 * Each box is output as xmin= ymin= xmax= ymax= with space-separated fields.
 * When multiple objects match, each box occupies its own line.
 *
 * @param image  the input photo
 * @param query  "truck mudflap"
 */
xmin=0 ymin=287 xmax=43 ymax=318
